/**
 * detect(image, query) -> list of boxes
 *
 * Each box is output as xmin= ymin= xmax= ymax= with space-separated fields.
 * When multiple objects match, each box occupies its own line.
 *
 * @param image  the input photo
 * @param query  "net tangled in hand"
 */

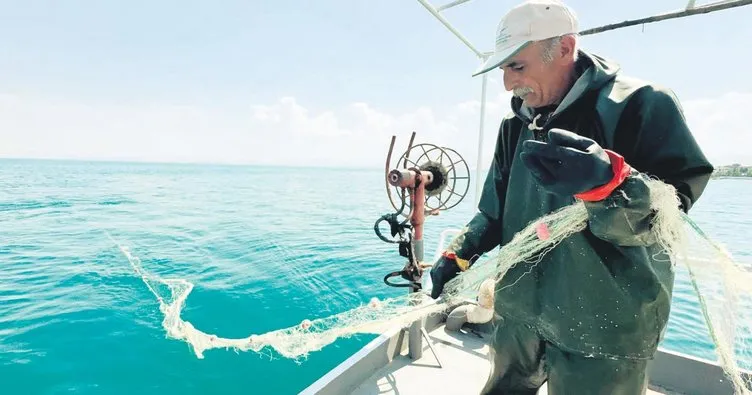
xmin=113 ymin=175 xmax=752 ymax=394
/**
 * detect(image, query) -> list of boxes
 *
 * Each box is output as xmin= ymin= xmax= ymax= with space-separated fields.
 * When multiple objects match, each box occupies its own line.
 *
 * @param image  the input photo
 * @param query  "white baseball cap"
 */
xmin=472 ymin=0 xmax=579 ymax=77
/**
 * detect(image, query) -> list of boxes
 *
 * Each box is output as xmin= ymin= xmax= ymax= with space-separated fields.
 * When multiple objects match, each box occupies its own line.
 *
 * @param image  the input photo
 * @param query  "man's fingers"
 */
xmin=547 ymin=128 xmax=594 ymax=151
xmin=522 ymin=140 xmax=563 ymax=160
xmin=430 ymin=281 xmax=444 ymax=299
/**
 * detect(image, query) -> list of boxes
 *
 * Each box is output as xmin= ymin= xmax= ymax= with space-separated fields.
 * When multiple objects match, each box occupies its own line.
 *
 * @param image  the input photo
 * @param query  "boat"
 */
xmin=301 ymin=1 xmax=752 ymax=394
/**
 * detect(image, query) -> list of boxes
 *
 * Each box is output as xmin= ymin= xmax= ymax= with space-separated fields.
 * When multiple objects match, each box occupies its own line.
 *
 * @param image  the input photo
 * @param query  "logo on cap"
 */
xmin=495 ymin=26 xmax=511 ymax=47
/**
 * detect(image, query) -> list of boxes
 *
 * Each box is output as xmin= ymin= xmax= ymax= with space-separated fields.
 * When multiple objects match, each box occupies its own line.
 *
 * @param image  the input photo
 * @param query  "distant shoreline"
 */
xmin=712 ymin=164 xmax=751 ymax=179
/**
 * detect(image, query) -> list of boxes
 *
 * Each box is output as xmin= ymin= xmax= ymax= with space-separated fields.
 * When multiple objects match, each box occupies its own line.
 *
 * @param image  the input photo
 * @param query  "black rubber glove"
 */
xmin=519 ymin=128 xmax=613 ymax=196
xmin=430 ymin=255 xmax=461 ymax=299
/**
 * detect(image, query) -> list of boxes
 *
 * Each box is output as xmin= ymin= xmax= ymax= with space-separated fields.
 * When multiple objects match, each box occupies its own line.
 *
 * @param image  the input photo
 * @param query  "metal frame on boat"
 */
xmin=302 ymin=1 xmax=752 ymax=393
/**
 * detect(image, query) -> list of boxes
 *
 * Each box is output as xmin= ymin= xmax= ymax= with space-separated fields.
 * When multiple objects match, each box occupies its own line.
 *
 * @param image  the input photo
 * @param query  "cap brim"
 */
xmin=472 ymin=41 xmax=529 ymax=77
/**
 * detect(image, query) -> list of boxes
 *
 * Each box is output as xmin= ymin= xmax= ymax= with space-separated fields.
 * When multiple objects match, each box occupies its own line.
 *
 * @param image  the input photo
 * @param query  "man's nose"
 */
xmin=503 ymin=70 xmax=515 ymax=92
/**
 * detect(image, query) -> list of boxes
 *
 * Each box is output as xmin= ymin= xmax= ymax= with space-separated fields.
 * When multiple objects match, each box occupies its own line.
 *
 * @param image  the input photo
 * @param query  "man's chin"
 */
xmin=520 ymin=97 xmax=536 ymax=107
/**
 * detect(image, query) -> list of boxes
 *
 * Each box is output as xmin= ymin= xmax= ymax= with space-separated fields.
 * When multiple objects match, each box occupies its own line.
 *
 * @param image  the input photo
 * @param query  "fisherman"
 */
xmin=428 ymin=1 xmax=714 ymax=394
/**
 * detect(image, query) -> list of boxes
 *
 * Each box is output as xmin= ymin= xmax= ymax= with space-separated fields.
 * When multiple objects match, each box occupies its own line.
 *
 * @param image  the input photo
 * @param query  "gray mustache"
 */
xmin=513 ymin=87 xmax=534 ymax=97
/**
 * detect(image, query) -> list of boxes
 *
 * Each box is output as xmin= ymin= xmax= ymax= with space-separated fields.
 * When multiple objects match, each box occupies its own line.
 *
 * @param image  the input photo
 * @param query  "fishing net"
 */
xmin=678 ymin=212 xmax=752 ymax=395
xmin=113 ymin=174 xmax=752 ymax=394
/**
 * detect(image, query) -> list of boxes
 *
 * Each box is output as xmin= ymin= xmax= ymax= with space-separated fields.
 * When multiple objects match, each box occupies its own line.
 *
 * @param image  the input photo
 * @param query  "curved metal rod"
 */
xmin=403 ymin=131 xmax=416 ymax=169
xmin=385 ymin=135 xmax=402 ymax=213
xmin=579 ymin=0 xmax=752 ymax=36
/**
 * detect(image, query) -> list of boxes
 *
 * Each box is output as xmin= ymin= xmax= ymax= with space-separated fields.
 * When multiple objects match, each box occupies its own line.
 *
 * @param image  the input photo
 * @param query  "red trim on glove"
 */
xmin=442 ymin=251 xmax=457 ymax=260
xmin=574 ymin=150 xmax=632 ymax=202
xmin=442 ymin=250 xmax=470 ymax=270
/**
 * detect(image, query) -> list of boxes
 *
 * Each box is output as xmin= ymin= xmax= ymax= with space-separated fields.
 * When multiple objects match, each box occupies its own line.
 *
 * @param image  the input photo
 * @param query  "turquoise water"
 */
xmin=1 ymin=159 xmax=750 ymax=394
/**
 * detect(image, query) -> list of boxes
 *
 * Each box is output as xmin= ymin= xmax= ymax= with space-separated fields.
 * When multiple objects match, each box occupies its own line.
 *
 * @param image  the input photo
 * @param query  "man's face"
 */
xmin=500 ymin=41 xmax=562 ymax=109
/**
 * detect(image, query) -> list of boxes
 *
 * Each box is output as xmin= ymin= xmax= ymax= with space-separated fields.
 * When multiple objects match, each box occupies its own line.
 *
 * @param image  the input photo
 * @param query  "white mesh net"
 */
xmin=112 ymin=175 xmax=751 ymax=394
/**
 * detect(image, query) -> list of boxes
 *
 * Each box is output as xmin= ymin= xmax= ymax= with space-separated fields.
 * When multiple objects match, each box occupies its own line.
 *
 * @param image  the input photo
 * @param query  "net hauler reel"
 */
xmin=374 ymin=130 xmax=470 ymax=361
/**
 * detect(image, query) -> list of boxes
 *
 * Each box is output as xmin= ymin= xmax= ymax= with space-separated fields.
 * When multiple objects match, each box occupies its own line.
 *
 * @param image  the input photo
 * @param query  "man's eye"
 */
xmin=512 ymin=65 xmax=524 ymax=71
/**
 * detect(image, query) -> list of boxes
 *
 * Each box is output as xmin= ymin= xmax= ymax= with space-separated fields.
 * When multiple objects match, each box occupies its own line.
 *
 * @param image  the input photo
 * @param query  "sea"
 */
xmin=1 ymin=158 xmax=750 ymax=395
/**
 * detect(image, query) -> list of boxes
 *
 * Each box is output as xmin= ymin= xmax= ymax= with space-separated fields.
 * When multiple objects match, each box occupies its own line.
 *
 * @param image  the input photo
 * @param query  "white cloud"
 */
xmin=0 ymin=91 xmax=511 ymax=169
xmin=0 ymin=90 xmax=749 ymax=169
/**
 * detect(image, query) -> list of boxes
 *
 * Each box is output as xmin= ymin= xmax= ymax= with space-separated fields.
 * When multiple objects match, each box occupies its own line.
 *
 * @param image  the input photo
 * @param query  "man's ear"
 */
xmin=559 ymin=35 xmax=577 ymax=61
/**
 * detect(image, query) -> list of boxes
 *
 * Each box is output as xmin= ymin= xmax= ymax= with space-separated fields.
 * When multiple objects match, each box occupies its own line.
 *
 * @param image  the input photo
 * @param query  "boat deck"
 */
xmin=351 ymin=322 xmax=669 ymax=395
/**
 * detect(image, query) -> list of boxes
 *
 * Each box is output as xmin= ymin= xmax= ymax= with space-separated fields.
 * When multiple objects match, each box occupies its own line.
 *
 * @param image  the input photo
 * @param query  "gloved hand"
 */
xmin=519 ymin=128 xmax=614 ymax=196
xmin=429 ymin=252 xmax=468 ymax=299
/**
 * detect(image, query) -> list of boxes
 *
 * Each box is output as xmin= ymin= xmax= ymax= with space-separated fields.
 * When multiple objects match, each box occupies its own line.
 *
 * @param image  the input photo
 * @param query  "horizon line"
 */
xmin=0 ymin=155 xmax=420 ymax=171
xmin=1 ymin=155 xmax=746 ymax=171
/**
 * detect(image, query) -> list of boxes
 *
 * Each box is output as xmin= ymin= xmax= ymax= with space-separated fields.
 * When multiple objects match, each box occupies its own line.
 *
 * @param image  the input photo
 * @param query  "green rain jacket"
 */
xmin=450 ymin=50 xmax=714 ymax=360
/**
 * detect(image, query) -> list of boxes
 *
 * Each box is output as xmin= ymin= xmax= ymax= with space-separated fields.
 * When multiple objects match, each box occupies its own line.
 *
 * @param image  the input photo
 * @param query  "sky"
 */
xmin=1 ymin=0 xmax=751 ymax=169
